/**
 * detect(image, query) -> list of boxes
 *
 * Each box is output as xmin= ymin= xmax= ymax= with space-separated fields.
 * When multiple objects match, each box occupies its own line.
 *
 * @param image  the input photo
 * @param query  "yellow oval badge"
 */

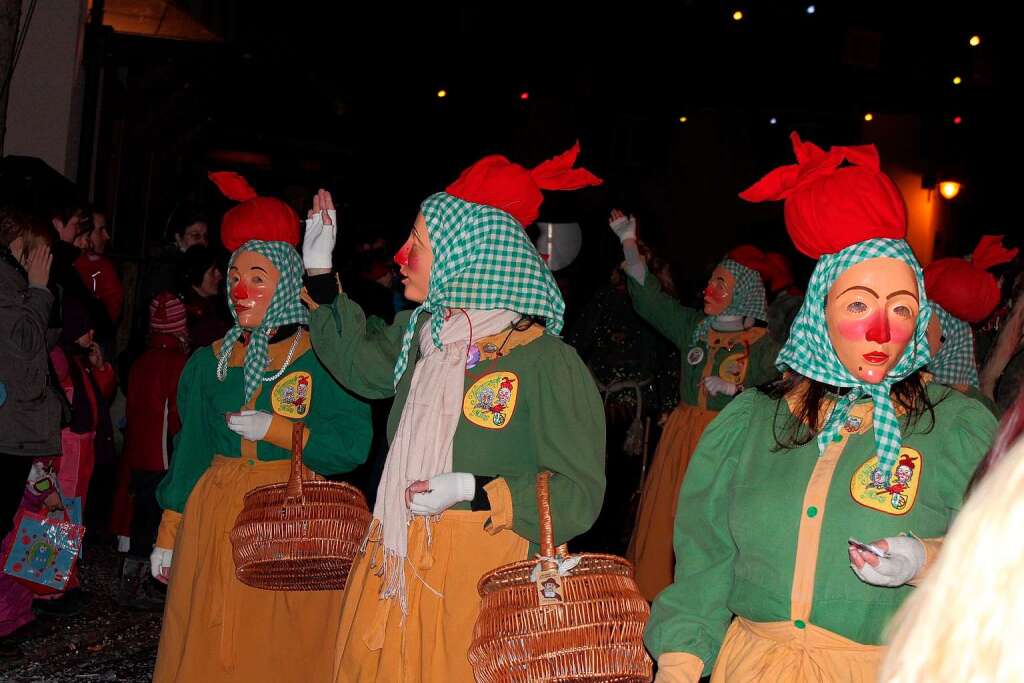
xmin=464 ymin=372 xmax=520 ymax=430
xmin=850 ymin=447 xmax=922 ymax=516
xmin=718 ymin=351 xmax=749 ymax=384
xmin=271 ymin=371 xmax=313 ymax=418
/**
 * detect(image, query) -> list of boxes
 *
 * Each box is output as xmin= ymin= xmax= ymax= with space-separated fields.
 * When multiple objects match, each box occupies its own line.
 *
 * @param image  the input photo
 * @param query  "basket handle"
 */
xmin=284 ymin=422 xmax=308 ymax=504
xmin=536 ymin=471 xmax=571 ymax=563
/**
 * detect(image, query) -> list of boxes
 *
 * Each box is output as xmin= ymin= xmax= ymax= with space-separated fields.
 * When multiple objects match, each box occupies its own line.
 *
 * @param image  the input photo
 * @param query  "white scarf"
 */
xmin=370 ymin=308 xmax=519 ymax=613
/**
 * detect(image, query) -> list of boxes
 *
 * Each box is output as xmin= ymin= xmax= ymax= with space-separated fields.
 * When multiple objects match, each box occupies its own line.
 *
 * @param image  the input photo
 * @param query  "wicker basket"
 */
xmin=469 ymin=471 xmax=653 ymax=682
xmin=229 ymin=422 xmax=371 ymax=591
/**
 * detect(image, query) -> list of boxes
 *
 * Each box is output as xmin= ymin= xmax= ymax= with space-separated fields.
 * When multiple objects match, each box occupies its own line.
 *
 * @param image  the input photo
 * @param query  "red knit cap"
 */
xmin=149 ymin=292 xmax=187 ymax=337
xmin=740 ymin=132 xmax=907 ymax=258
xmin=209 ymin=172 xmax=300 ymax=251
xmin=445 ymin=141 xmax=603 ymax=227
xmin=924 ymin=235 xmax=1018 ymax=323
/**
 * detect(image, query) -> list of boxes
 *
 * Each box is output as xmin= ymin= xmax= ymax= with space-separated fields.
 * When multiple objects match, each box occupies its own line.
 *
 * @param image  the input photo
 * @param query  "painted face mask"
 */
xmin=777 ymin=239 xmax=932 ymax=479
xmin=218 ymin=241 xmax=308 ymax=403
xmin=703 ymin=265 xmax=735 ymax=315
xmin=691 ymin=258 xmax=768 ymax=344
xmin=393 ymin=215 xmax=433 ymax=304
xmin=825 ymin=256 xmax=920 ymax=385
xmin=229 ymin=251 xmax=280 ymax=330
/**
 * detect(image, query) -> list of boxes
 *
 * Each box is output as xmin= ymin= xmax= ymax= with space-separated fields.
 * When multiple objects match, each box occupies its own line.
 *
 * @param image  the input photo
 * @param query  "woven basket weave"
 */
xmin=229 ymin=422 xmax=371 ymax=591
xmin=469 ymin=471 xmax=652 ymax=682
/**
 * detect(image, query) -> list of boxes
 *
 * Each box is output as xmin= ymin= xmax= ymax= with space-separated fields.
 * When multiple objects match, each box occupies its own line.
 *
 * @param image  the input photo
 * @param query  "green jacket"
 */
xmin=644 ymin=383 xmax=996 ymax=673
xmin=627 ymin=275 xmax=779 ymax=411
xmin=157 ymin=333 xmax=372 ymax=513
xmin=308 ymin=294 xmax=606 ymax=547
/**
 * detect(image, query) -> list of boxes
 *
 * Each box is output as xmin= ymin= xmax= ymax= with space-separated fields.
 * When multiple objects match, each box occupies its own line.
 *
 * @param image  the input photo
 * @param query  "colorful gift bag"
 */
xmin=60 ymin=497 xmax=83 ymax=526
xmin=2 ymin=510 xmax=85 ymax=593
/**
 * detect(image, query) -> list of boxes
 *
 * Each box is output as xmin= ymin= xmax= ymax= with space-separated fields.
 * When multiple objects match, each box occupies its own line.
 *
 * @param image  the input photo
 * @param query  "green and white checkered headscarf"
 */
xmin=777 ymin=238 xmax=932 ymax=478
xmin=218 ymin=240 xmax=309 ymax=403
xmin=929 ymin=303 xmax=979 ymax=388
xmin=692 ymin=258 xmax=768 ymax=344
xmin=392 ymin=192 xmax=565 ymax=385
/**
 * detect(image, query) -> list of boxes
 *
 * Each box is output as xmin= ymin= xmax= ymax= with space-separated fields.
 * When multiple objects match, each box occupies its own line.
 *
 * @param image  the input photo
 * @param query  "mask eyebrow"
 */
xmin=887 ymin=289 xmax=919 ymax=302
xmin=837 ymin=285 xmax=879 ymax=298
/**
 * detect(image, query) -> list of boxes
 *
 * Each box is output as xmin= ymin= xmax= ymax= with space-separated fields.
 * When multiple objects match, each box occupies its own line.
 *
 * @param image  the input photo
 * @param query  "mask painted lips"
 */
xmin=862 ymin=351 xmax=889 ymax=364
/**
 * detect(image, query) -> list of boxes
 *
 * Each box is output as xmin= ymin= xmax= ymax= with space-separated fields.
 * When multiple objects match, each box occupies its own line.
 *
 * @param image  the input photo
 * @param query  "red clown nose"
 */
xmin=394 ymin=243 xmax=411 ymax=268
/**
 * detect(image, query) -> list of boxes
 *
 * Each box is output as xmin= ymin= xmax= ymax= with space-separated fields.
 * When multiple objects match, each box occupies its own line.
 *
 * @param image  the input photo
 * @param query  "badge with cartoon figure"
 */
xmin=850 ymin=448 xmax=922 ymax=515
xmin=718 ymin=351 xmax=749 ymax=384
xmin=271 ymin=371 xmax=313 ymax=418
xmin=464 ymin=372 xmax=520 ymax=429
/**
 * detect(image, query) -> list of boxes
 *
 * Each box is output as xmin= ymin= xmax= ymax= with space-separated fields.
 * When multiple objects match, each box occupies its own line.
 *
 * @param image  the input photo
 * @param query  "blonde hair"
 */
xmin=879 ymin=437 xmax=1024 ymax=682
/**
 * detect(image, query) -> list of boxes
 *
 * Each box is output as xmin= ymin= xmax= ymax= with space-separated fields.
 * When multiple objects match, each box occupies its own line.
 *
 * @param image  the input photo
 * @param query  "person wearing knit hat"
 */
xmin=303 ymin=143 xmax=606 ymax=683
xmin=149 ymin=292 xmax=189 ymax=339
xmin=150 ymin=173 xmax=372 ymax=683
xmin=608 ymin=209 xmax=781 ymax=601
xmin=645 ymin=133 xmax=997 ymax=683
xmin=924 ymin=235 xmax=1017 ymax=413
xmin=109 ymin=293 xmax=190 ymax=609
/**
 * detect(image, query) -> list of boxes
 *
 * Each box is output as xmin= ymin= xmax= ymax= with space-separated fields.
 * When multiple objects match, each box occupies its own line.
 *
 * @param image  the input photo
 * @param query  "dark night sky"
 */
xmin=89 ymin=1 xmax=1009 ymax=302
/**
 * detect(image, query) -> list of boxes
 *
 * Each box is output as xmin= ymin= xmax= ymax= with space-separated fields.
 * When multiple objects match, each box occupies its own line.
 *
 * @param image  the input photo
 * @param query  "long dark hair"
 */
xmin=761 ymin=371 xmax=941 ymax=450
xmin=968 ymin=390 xmax=1024 ymax=492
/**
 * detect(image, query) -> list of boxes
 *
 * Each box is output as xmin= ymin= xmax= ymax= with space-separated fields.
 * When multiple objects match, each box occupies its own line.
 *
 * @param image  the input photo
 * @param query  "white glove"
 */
xmin=303 ymin=209 xmax=337 ymax=270
xmin=703 ymin=376 xmax=739 ymax=397
xmin=622 ymin=241 xmax=648 ymax=284
xmin=409 ymin=472 xmax=476 ymax=516
xmin=151 ymin=547 xmax=173 ymax=581
xmin=851 ymin=535 xmax=925 ymax=587
xmin=609 ymin=214 xmax=637 ymax=243
xmin=227 ymin=409 xmax=273 ymax=441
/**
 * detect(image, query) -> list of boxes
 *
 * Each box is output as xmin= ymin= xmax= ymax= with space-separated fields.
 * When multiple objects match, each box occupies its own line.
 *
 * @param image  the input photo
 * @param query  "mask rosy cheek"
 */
xmin=889 ymin=319 xmax=916 ymax=345
xmin=837 ymin=317 xmax=872 ymax=342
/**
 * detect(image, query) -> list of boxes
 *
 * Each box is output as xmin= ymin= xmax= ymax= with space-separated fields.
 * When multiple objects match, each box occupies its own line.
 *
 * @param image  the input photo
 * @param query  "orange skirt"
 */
xmin=711 ymin=618 xmax=883 ymax=682
xmin=626 ymin=402 xmax=719 ymax=600
xmin=153 ymin=456 xmax=346 ymax=683
xmin=334 ymin=510 xmax=530 ymax=683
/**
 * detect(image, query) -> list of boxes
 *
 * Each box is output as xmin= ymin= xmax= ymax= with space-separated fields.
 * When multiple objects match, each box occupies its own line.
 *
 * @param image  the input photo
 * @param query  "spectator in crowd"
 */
xmin=179 ymin=244 xmax=231 ymax=350
xmin=111 ymin=294 xmax=189 ymax=610
xmin=73 ymin=208 xmax=124 ymax=326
